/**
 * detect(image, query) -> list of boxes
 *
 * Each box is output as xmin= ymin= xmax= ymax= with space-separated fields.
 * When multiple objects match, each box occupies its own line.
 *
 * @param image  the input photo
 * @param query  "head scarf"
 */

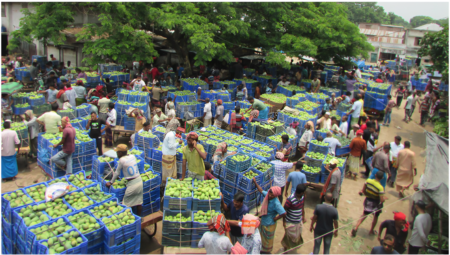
xmin=260 ymin=187 xmax=282 ymax=216
xmin=248 ymin=109 xmax=259 ymax=122
xmin=188 ymin=132 xmax=198 ymax=140
xmin=164 ymin=117 xmax=180 ymax=138
xmin=306 ymin=120 xmax=315 ymax=133
xmin=393 ymin=212 xmax=409 ymax=232
xmin=214 ymin=142 xmax=227 ymax=157
xmin=24 ymin=110 xmax=34 ymax=120
xmin=61 ymin=116 xmax=72 ymax=128
xmin=241 ymin=214 xmax=260 ymax=235
xmin=217 ymin=99 xmax=223 ymax=105
xmin=275 ymin=152 xmax=284 ymax=160
xmin=76 ymin=80 xmax=83 ymax=86
xmin=56 ymin=90 xmax=65 ymax=99
xmin=207 ymin=214 xmax=230 ymax=235
xmin=356 ymin=130 xmax=364 ymax=136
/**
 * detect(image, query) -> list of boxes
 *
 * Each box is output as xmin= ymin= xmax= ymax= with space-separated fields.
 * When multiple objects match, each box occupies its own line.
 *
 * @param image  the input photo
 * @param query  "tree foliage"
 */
xmin=418 ymin=24 xmax=449 ymax=81
xmin=341 ymin=2 xmax=389 ymax=25
xmin=8 ymin=2 xmax=373 ymax=74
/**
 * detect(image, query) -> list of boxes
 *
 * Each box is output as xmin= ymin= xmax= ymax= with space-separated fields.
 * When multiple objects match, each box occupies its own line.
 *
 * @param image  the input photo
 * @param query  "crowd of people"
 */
xmin=1 ymin=56 xmax=442 ymax=254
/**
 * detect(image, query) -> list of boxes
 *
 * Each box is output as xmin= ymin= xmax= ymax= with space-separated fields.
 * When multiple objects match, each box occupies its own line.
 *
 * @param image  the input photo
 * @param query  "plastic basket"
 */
xmin=103 ymin=209 xmax=141 ymax=247
xmin=104 ymin=233 xmax=141 ymax=254
xmin=220 ymin=168 xmax=241 ymax=183
xmin=75 ymin=104 xmax=91 ymax=118
xmin=66 ymin=209 xmax=105 ymax=248
xmin=13 ymin=105 xmax=31 ymax=115
xmin=162 ymin=210 xmax=192 ymax=235
xmin=57 ymin=109 xmax=77 ymax=119
xmin=304 ymin=154 xmax=326 ymax=168
xmin=162 ymin=233 xmax=191 ymax=247
xmin=237 ymin=168 xmax=263 ymax=192
xmin=124 ymin=115 xmax=136 ymax=131
xmin=309 ymin=141 xmax=329 ymax=155
xmin=143 ymin=188 xmax=161 ymax=205
xmin=163 ymin=183 xmax=193 ymax=211
xmin=335 ymin=145 xmax=350 ymax=156
xmin=141 ymin=169 xmax=161 ymax=192
xmin=225 ymin=153 xmax=252 ymax=173
xmin=28 ymin=96 xmax=45 ymax=107
xmin=192 ymin=189 xmax=221 ymax=212
xmin=32 ymin=104 xmax=52 ymax=117
xmin=301 ymin=170 xmax=321 ymax=183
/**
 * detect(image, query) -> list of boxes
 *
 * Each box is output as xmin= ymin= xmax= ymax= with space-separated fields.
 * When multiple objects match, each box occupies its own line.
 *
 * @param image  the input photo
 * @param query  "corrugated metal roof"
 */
xmin=413 ymin=23 xmax=443 ymax=31
xmin=360 ymin=29 xmax=405 ymax=38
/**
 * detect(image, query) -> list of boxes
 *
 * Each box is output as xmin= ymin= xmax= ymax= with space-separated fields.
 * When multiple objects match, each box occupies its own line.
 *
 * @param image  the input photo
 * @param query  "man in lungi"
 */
xmin=106 ymin=144 xmax=143 ymax=216
xmin=2 ymin=120 xmax=21 ymax=181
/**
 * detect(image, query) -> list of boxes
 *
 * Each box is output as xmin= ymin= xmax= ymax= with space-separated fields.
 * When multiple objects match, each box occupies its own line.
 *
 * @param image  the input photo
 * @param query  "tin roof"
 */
xmin=360 ymin=29 xmax=405 ymax=38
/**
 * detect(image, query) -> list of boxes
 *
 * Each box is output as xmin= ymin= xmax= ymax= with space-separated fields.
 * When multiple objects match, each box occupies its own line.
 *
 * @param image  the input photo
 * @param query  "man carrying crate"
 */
xmin=106 ymin=144 xmax=143 ymax=216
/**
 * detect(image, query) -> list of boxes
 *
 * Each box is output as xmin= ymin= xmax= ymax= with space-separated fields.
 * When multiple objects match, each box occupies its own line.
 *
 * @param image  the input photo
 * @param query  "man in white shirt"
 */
xmin=105 ymin=102 xmax=116 ymax=147
xmin=404 ymin=91 xmax=413 ymax=123
xmin=323 ymin=131 xmax=341 ymax=156
xmin=277 ymin=76 xmax=290 ymax=86
xmin=388 ymin=136 xmax=404 ymax=188
xmin=317 ymin=112 xmax=331 ymax=130
xmin=346 ymin=94 xmax=362 ymax=126
xmin=355 ymin=67 xmax=362 ymax=79
xmin=2 ymin=120 xmax=21 ymax=180
xmin=339 ymin=115 xmax=348 ymax=137
xmin=203 ymin=98 xmax=213 ymax=127
xmin=408 ymin=200 xmax=432 ymax=254
xmin=131 ymin=75 xmax=147 ymax=92
xmin=98 ymin=97 xmax=111 ymax=121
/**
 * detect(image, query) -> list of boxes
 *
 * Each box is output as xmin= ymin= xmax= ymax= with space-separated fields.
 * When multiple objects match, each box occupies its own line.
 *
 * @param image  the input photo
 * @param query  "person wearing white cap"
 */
xmin=321 ymin=158 xmax=341 ymax=207
xmin=316 ymin=112 xmax=331 ymax=130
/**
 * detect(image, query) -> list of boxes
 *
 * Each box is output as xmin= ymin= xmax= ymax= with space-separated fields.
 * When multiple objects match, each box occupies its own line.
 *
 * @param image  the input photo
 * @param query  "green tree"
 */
xmin=418 ymin=24 xmax=449 ymax=81
xmin=410 ymin=16 xmax=436 ymax=28
xmin=387 ymin=12 xmax=410 ymax=28
xmin=8 ymin=2 xmax=373 ymax=74
xmin=341 ymin=2 xmax=389 ymax=25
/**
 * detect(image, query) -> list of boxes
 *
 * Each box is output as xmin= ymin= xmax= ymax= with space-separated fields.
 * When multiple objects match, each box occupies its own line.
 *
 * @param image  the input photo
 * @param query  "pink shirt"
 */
xmin=2 ymin=129 xmax=20 ymax=156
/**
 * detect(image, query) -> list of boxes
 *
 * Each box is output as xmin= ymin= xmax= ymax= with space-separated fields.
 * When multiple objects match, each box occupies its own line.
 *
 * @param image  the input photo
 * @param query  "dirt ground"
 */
xmin=2 ymin=91 xmax=434 ymax=254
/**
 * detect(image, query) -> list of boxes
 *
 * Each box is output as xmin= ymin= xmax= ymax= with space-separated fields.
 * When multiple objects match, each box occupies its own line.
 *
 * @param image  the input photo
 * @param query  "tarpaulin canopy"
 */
xmin=413 ymin=131 xmax=449 ymax=215
xmin=1 ymin=82 xmax=23 ymax=94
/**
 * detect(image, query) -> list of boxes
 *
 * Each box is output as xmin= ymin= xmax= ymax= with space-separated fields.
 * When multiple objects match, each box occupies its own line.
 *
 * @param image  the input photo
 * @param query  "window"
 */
xmin=2 ymin=3 xmax=6 ymax=17
xmin=365 ymin=25 xmax=372 ymax=29
xmin=424 ymin=59 xmax=430 ymax=63
xmin=21 ymin=3 xmax=28 ymax=8
xmin=414 ymin=37 xmax=421 ymax=46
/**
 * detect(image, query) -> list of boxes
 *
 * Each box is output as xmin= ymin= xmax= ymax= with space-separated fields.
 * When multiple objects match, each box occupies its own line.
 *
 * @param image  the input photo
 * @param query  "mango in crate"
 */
xmin=140 ymin=171 xmax=158 ymax=182
xmin=165 ymin=213 xmax=191 ymax=222
xmin=194 ymin=210 xmax=220 ymax=223
xmin=193 ymin=186 xmax=220 ymax=200
xmin=112 ymin=178 xmax=128 ymax=189
xmin=3 ymin=190 xmax=33 ymax=208
xmin=69 ymin=172 xmax=94 ymax=188
xmin=90 ymin=200 xmax=122 ymax=218
xmin=306 ymin=152 xmax=325 ymax=160
xmin=68 ymin=212 xmax=101 ymax=234
xmin=231 ymin=154 xmax=249 ymax=162
xmin=44 ymin=199 xmax=73 ymax=218
xmin=65 ymin=191 xmax=95 ymax=210
xmin=310 ymin=140 xmax=328 ymax=146
xmin=83 ymin=185 xmax=112 ymax=202
xmin=26 ymin=184 xmax=47 ymax=202
xmin=43 ymin=231 xmax=83 ymax=254
xmin=97 ymin=156 xmax=113 ymax=163
xmin=165 ymin=178 xmax=193 ymax=198
xmin=30 ymin=218 xmax=71 ymax=240
xmin=101 ymin=209 xmax=136 ymax=231
xmin=303 ymin=165 xmax=321 ymax=174
xmin=243 ymin=170 xmax=259 ymax=180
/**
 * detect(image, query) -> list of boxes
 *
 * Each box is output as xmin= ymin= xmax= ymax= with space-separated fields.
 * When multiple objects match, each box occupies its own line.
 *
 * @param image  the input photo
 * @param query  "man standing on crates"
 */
xmin=106 ymin=144 xmax=143 ymax=216
xmin=50 ymin=117 xmax=76 ymax=174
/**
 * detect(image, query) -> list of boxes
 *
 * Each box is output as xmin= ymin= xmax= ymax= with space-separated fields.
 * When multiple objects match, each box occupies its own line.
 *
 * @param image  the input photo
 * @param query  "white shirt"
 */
xmin=351 ymin=101 xmax=363 ymax=118
xmin=2 ymin=129 xmax=20 ymax=157
xmin=23 ymin=117 xmax=39 ymax=139
xmin=355 ymin=69 xmax=362 ymax=78
xmin=132 ymin=80 xmax=146 ymax=91
xmin=198 ymin=232 xmax=233 ymax=254
xmin=299 ymin=130 xmax=313 ymax=147
xmin=277 ymin=81 xmax=290 ymax=86
xmin=339 ymin=122 xmax=348 ymax=137
xmin=318 ymin=117 xmax=332 ymax=130
xmin=106 ymin=109 xmax=117 ymax=126
xmin=407 ymin=80 xmax=412 ymax=91
xmin=367 ymin=140 xmax=375 ymax=152
xmin=405 ymin=95 xmax=413 ymax=110
xmin=65 ymin=89 xmax=77 ymax=109
xmin=323 ymin=137 xmax=341 ymax=155
xmin=162 ymin=131 xmax=177 ymax=156
xmin=111 ymin=155 xmax=140 ymax=183
xmin=204 ymin=102 xmax=212 ymax=120
xmin=239 ymin=228 xmax=262 ymax=255
xmin=409 ymin=213 xmax=432 ymax=247
xmin=389 ymin=142 xmax=404 ymax=161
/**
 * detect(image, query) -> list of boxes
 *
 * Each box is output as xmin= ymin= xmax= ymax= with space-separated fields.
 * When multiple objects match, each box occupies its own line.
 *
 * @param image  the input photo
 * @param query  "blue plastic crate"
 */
xmin=301 ymin=170 xmax=321 ymax=183
xmin=139 ymin=197 xmax=161 ymax=217
xmin=191 ymin=211 xmax=209 ymax=236
xmin=1 ymin=189 xmax=34 ymax=223
xmin=124 ymin=115 xmax=136 ymax=131
xmin=103 ymin=209 xmax=141 ymax=247
xmin=87 ymin=243 xmax=103 ymax=254
xmin=2 ymin=217 xmax=13 ymax=241
xmin=104 ymin=233 xmax=140 ymax=254
xmin=142 ymin=170 xmax=161 ymax=193
xmin=12 ymin=105 xmax=31 ymax=115
xmin=221 ymin=167 xmax=241 ymax=183
xmin=135 ymin=133 xmax=160 ymax=150
xmin=92 ymin=155 xmax=116 ymax=182
xmin=221 ymin=179 xmax=236 ymax=195
xmin=75 ymin=103 xmax=91 ymax=118
xmin=152 ymin=161 xmax=162 ymax=174
xmin=225 ymin=153 xmax=252 ymax=173
xmin=162 ymin=188 xmax=193 ymax=211
xmin=27 ymin=96 xmax=45 ymax=107
xmin=192 ymin=190 xmax=221 ymax=212
xmin=66 ymin=209 xmax=105 ymax=248
xmin=2 ymin=232 xmax=13 ymax=254
xmin=335 ymin=145 xmax=350 ymax=156
xmin=237 ymin=168 xmax=263 ymax=191
xmin=101 ymin=179 xmax=126 ymax=202
xmin=162 ymin=233 xmax=191 ymax=247
xmin=309 ymin=141 xmax=329 ymax=155
xmin=162 ymin=210 xmax=192 ymax=235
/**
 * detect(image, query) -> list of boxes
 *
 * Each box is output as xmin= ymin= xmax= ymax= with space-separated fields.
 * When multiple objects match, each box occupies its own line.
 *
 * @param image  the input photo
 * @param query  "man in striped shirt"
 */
xmin=281 ymin=184 xmax=306 ymax=252
xmin=352 ymin=171 xmax=387 ymax=237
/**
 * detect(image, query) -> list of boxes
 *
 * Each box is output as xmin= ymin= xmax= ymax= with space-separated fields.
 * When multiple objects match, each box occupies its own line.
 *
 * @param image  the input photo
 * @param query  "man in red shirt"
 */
xmin=203 ymin=162 xmax=216 ymax=180
xmin=348 ymin=130 xmax=367 ymax=180
xmin=150 ymin=66 xmax=164 ymax=81
xmin=375 ymin=75 xmax=383 ymax=83
xmin=50 ymin=116 xmax=76 ymax=174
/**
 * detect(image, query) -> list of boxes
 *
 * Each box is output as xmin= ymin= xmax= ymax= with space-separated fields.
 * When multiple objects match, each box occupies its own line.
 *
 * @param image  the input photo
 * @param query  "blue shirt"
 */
xmin=46 ymin=89 xmax=58 ymax=103
xmin=260 ymin=190 xmax=286 ymax=226
xmin=228 ymin=202 xmax=249 ymax=237
xmin=178 ymin=67 xmax=184 ymax=77
xmin=323 ymin=103 xmax=330 ymax=111
xmin=343 ymin=96 xmax=350 ymax=104
xmin=287 ymin=171 xmax=307 ymax=195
